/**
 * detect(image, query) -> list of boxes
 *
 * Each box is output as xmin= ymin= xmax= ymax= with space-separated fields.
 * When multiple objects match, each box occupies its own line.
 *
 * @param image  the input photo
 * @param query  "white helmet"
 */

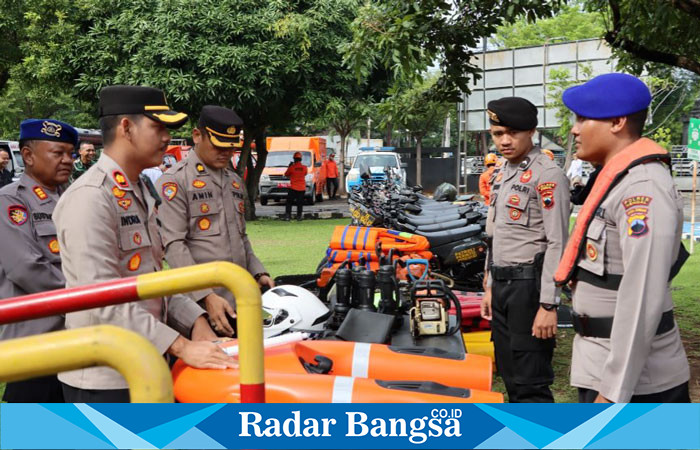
xmin=262 ymin=285 xmax=330 ymax=339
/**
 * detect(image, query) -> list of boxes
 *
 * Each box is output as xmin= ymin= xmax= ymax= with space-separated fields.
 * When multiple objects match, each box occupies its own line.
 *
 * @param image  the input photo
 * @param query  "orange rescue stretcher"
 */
xmin=172 ymin=339 xmax=502 ymax=403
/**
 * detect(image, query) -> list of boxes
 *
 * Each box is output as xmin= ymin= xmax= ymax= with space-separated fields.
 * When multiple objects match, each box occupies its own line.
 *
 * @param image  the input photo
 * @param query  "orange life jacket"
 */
xmin=329 ymin=225 xmax=430 ymax=253
xmin=554 ymin=138 xmax=669 ymax=286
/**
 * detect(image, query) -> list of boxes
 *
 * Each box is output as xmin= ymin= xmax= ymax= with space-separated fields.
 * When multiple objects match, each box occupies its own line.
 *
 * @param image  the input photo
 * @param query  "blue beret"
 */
xmin=562 ymin=73 xmax=651 ymax=119
xmin=19 ymin=119 xmax=79 ymax=147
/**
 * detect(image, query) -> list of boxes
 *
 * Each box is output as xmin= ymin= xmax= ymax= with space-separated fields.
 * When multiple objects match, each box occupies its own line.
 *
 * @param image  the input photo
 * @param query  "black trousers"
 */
xmin=578 ymin=381 xmax=690 ymax=403
xmin=62 ymin=382 xmax=130 ymax=403
xmin=3 ymin=375 xmax=64 ymax=403
xmin=327 ymin=177 xmax=339 ymax=199
xmin=491 ymin=278 xmax=555 ymax=403
xmin=285 ymin=189 xmax=305 ymax=218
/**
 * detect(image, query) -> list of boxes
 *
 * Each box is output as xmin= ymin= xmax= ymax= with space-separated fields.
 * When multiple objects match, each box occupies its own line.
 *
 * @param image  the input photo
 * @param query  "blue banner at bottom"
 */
xmin=1 ymin=403 xmax=699 ymax=449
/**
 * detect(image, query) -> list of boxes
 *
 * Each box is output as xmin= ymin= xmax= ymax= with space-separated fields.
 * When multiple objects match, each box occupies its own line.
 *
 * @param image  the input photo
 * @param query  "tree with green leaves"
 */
xmin=57 ymin=0 xmax=362 ymax=218
xmin=379 ymin=74 xmax=452 ymax=184
xmin=493 ymin=3 xmax=604 ymax=48
xmin=343 ymin=0 xmax=563 ymax=101
xmin=586 ymin=0 xmax=700 ymax=76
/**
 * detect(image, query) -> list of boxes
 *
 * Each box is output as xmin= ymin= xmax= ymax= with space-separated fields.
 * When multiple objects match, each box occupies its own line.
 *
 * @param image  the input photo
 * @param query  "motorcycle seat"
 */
xmin=420 ymin=224 xmax=482 ymax=247
xmin=415 ymin=219 xmax=468 ymax=233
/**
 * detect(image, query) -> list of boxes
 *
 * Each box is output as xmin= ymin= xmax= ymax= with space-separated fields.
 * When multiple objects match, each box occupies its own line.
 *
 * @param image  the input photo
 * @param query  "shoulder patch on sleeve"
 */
xmin=623 ymin=196 xmax=652 ymax=238
xmin=8 ymin=204 xmax=28 ymax=225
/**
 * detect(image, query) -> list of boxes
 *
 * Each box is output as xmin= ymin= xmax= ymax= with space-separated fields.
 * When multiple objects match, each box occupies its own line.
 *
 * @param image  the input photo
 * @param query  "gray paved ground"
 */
xmin=253 ymin=195 xmax=351 ymax=220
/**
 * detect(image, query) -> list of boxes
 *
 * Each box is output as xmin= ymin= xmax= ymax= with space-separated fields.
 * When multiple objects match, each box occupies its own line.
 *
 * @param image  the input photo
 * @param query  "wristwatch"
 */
xmin=254 ymin=272 xmax=270 ymax=282
xmin=540 ymin=303 xmax=558 ymax=311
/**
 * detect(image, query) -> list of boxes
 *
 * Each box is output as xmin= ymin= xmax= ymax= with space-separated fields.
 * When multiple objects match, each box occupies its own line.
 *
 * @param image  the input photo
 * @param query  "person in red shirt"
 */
xmin=325 ymin=153 xmax=339 ymax=199
xmin=479 ymin=152 xmax=498 ymax=204
xmin=284 ymin=151 xmax=308 ymax=220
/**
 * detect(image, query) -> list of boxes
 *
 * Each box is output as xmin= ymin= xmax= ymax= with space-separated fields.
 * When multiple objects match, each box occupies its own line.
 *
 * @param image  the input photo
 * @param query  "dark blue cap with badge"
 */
xmin=487 ymin=97 xmax=538 ymax=131
xmin=19 ymin=119 xmax=79 ymax=147
xmin=198 ymin=105 xmax=243 ymax=148
xmin=563 ymin=73 xmax=651 ymax=119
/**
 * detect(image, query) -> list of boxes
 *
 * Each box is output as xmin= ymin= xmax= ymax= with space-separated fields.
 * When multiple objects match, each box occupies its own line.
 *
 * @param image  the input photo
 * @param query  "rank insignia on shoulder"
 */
xmin=232 ymin=181 xmax=241 ymax=189
xmin=200 ymin=203 xmax=210 ymax=214
xmin=118 ymin=199 xmax=132 ymax=211
xmin=48 ymin=238 xmax=60 ymax=254
xmin=32 ymin=186 xmax=48 ymax=200
xmin=520 ymin=169 xmax=532 ymax=183
xmin=133 ymin=232 xmax=142 ymax=245
xmin=8 ymin=205 xmax=28 ymax=225
xmin=509 ymin=208 xmax=522 ymax=221
xmin=192 ymin=179 xmax=207 ymax=189
xmin=198 ymin=217 xmax=211 ymax=231
xmin=112 ymin=187 xmax=126 ymax=199
xmin=128 ymin=253 xmax=141 ymax=271
xmin=196 ymin=163 xmax=206 ymax=173
xmin=112 ymin=171 xmax=129 ymax=188
xmin=586 ymin=242 xmax=598 ymax=261
xmin=162 ymin=182 xmax=178 ymax=201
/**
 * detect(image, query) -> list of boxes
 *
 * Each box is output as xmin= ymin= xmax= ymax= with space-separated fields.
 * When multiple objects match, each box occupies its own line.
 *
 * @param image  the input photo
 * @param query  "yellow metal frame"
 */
xmin=0 ymin=325 xmax=173 ymax=402
xmin=137 ymin=262 xmax=264 ymax=391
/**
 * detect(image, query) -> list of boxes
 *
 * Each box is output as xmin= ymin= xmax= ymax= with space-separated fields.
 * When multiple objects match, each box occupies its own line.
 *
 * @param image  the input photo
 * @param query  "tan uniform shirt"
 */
xmin=571 ymin=162 xmax=689 ymax=402
xmin=156 ymin=151 xmax=265 ymax=307
xmin=0 ymin=174 xmax=65 ymax=340
xmin=486 ymin=146 xmax=570 ymax=304
xmin=54 ymin=154 xmax=205 ymax=390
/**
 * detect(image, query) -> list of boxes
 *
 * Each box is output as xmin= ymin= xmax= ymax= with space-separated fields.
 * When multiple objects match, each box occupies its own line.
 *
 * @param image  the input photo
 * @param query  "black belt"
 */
xmin=572 ymin=309 xmax=675 ymax=338
xmin=490 ymin=263 xmax=537 ymax=281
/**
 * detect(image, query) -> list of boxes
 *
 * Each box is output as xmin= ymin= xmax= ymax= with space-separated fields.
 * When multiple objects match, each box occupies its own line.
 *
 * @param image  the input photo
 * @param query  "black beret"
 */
xmin=99 ymin=85 xmax=188 ymax=129
xmin=487 ymin=97 xmax=538 ymax=130
xmin=198 ymin=105 xmax=243 ymax=148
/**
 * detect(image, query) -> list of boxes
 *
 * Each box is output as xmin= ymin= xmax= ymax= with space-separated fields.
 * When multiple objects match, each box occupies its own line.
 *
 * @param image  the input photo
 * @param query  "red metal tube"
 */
xmin=0 ymin=278 xmax=139 ymax=325
xmin=240 ymin=383 xmax=266 ymax=403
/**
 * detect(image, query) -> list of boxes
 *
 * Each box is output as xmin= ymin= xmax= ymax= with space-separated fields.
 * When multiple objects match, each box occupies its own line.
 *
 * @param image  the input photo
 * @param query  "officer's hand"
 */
xmin=532 ymin=307 xmax=557 ymax=339
xmin=257 ymin=275 xmax=275 ymax=290
xmin=204 ymin=293 xmax=236 ymax=337
xmin=168 ymin=337 xmax=237 ymax=370
xmin=190 ymin=316 xmax=218 ymax=341
xmin=594 ymin=393 xmax=612 ymax=403
xmin=480 ymin=287 xmax=492 ymax=320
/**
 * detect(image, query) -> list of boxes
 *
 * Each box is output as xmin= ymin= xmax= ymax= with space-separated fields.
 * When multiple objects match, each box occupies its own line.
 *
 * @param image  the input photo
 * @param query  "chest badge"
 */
xmin=128 ymin=253 xmax=141 ymax=271
xmin=232 ymin=181 xmax=241 ymax=190
xmin=112 ymin=171 xmax=129 ymax=188
xmin=200 ymin=203 xmax=210 ymax=214
xmin=8 ymin=205 xmax=28 ymax=226
xmin=198 ymin=217 xmax=211 ymax=231
xmin=192 ymin=179 xmax=207 ymax=189
xmin=118 ymin=199 xmax=132 ymax=211
xmin=133 ymin=232 xmax=142 ymax=245
xmin=586 ymin=242 xmax=598 ymax=261
xmin=32 ymin=186 xmax=48 ymax=200
xmin=509 ymin=208 xmax=522 ymax=221
xmin=48 ymin=238 xmax=60 ymax=254
xmin=238 ymin=202 xmax=245 ymax=214
xmin=112 ymin=187 xmax=126 ymax=199
xmin=196 ymin=163 xmax=206 ymax=173
xmin=520 ymin=169 xmax=532 ymax=183
xmin=162 ymin=182 xmax=178 ymax=201
xmin=507 ymin=195 xmax=520 ymax=206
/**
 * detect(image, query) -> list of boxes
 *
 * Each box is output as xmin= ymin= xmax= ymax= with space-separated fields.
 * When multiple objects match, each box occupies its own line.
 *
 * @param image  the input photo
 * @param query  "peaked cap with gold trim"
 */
xmin=99 ymin=85 xmax=188 ymax=129
xmin=198 ymin=105 xmax=244 ymax=148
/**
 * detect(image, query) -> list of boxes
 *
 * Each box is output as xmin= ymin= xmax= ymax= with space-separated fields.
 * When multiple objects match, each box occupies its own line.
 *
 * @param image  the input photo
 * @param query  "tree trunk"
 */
xmin=384 ymin=121 xmax=393 ymax=146
xmin=236 ymin=129 xmax=254 ymax=178
xmin=416 ymin=136 xmax=423 ymax=186
xmin=244 ymin=130 xmax=268 ymax=221
xmin=338 ymin=132 xmax=348 ymax=196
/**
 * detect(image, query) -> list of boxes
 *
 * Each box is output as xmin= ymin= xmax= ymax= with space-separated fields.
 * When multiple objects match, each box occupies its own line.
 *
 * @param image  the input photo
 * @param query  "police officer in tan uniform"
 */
xmin=54 ymin=86 xmax=235 ymax=402
xmin=480 ymin=97 xmax=570 ymax=403
xmin=556 ymin=73 xmax=690 ymax=403
xmin=157 ymin=106 xmax=272 ymax=337
xmin=0 ymin=119 xmax=77 ymax=402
